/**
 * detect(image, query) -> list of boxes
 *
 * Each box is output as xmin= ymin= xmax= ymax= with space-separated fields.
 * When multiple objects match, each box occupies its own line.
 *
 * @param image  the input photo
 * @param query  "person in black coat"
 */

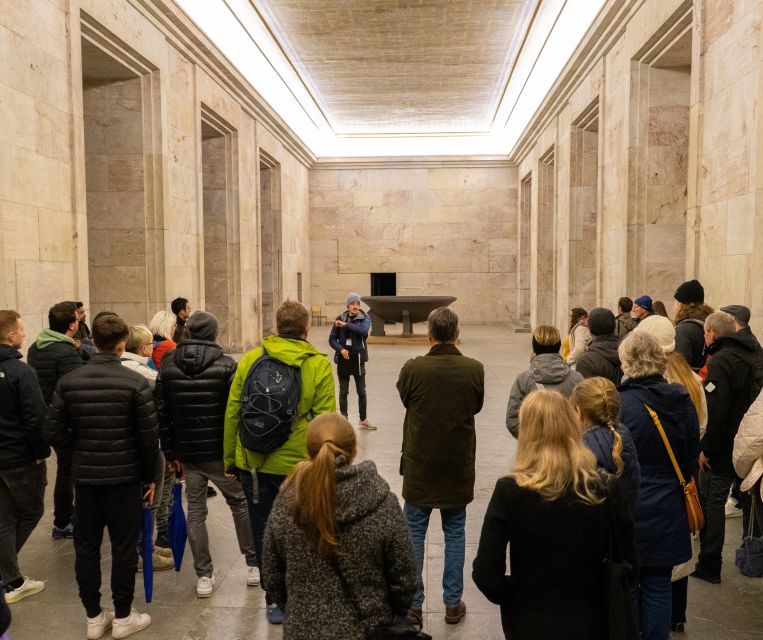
xmin=571 ymin=376 xmax=641 ymax=513
xmin=672 ymin=280 xmax=712 ymax=371
xmin=46 ymin=314 xmax=159 ymax=639
xmin=618 ymin=332 xmax=700 ymax=640
xmin=27 ymin=301 xmax=84 ymax=539
xmin=0 ymin=310 xmax=49 ymax=604
xmin=694 ymin=311 xmax=763 ymax=583
xmin=574 ymin=308 xmax=623 ymax=385
xmin=473 ymin=390 xmax=638 ymax=640
xmin=154 ymin=311 xmax=257 ymax=596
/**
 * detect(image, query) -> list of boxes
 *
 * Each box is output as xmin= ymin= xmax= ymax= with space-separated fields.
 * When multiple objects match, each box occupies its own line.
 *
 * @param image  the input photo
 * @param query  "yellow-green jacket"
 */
xmin=223 ymin=335 xmax=336 ymax=475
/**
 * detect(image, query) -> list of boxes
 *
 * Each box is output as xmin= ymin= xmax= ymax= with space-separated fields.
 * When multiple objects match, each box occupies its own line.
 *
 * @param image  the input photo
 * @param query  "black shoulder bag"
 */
xmin=329 ymin=558 xmax=431 ymax=640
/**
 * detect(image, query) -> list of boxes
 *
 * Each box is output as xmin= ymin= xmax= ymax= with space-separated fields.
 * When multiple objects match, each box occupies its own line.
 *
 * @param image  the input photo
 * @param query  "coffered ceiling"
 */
xmin=253 ymin=0 xmax=533 ymax=135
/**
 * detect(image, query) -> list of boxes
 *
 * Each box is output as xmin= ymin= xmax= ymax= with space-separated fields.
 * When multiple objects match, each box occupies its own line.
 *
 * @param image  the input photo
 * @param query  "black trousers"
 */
xmin=53 ymin=445 xmax=74 ymax=529
xmin=74 ymin=483 xmax=142 ymax=618
xmin=338 ymin=367 xmax=367 ymax=421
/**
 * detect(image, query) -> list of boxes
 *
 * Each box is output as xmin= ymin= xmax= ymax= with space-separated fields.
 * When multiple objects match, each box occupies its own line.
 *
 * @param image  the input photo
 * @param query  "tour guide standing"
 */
xmin=0 ymin=310 xmax=50 ymax=604
xmin=46 ymin=314 xmax=160 ymax=640
xmin=224 ymin=300 xmax=335 ymax=625
xmin=397 ymin=307 xmax=485 ymax=627
xmin=329 ymin=292 xmax=374 ymax=430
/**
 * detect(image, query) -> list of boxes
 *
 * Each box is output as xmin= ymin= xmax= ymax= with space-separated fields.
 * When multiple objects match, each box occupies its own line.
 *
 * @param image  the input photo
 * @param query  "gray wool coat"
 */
xmin=505 ymin=353 xmax=583 ymax=437
xmin=262 ymin=459 xmax=416 ymax=640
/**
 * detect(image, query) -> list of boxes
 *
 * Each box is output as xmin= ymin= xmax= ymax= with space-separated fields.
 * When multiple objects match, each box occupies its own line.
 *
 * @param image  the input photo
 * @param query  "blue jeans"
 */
xmin=632 ymin=566 xmax=672 ymax=640
xmin=238 ymin=469 xmax=285 ymax=604
xmin=404 ymin=502 xmax=466 ymax=609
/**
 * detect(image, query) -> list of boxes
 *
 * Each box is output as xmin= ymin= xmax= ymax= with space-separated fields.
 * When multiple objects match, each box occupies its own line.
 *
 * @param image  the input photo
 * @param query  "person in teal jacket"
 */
xmin=223 ymin=300 xmax=335 ymax=625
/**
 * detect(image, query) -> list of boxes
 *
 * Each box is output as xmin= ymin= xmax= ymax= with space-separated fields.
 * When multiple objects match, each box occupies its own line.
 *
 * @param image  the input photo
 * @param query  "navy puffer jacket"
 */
xmin=618 ymin=374 xmax=700 ymax=567
xmin=582 ymin=423 xmax=640 ymax=514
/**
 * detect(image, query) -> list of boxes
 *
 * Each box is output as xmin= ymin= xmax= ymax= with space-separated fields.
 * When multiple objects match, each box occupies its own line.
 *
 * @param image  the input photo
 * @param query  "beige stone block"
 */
xmin=352 ymin=190 xmax=383 ymax=207
xmin=169 ymin=49 xmax=193 ymax=96
xmin=700 ymin=141 xmax=748 ymax=205
xmin=168 ymin=161 xmax=197 ymax=203
xmin=6 ymin=30 xmax=68 ymax=105
xmin=86 ymin=191 xmax=145 ymax=230
xmin=88 ymin=228 xmax=146 ymax=268
xmin=426 ymin=168 xmax=460 ymax=190
xmin=38 ymin=207 xmax=73 ymax=262
xmin=2 ymin=202 xmax=39 ymax=260
xmin=0 ymin=84 xmax=35 ymax=151
xmin=311 ymin=190 xmax=353 ymax=208
xmin=366 ymin=168 xmax=428 ymax=191
xmin=0 ymin=0 xmax=67 ymax=61
xmin=89 ymin=265 xmax=146 ymax=304
xmin=489 ymin=254 xmax=517 ymax=273
xmin=725 ymin=192 xmax=755 ymax=256
xmin=10 ymin=147 xmax=65 ymax=210
xmin=108 ymin=155 xmax=144 ymax=192
xmin=703 ymin=0 xmax=735 ymax=46
xmin=15 ymin=259 xmax=74 ymax=314
xmin=35 ymin=101 xmax=70 ymax=161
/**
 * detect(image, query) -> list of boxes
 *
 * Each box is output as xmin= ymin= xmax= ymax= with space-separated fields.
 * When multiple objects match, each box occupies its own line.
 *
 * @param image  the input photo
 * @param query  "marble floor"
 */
xmin=7 ymin=324 xmax=763 ymax=639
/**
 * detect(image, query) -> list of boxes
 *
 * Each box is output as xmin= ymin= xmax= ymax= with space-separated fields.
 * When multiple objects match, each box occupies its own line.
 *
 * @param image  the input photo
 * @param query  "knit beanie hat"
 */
xmin=634 ymin=295 xmax=653 ymax=314
xmin=185 ymin=311 xmax=218 ymax=342
xmin=532 ymin=336 xmax=562 ymax=355
xmin=634 ymin=315 xmax=676 ymax=354
xmin=674 ymin=279 xmax=704 ymax=304
xmin=345 ymin=292 xmax=361 ymax=307
xmin=588 ymin=307 xmax=616 ymax=336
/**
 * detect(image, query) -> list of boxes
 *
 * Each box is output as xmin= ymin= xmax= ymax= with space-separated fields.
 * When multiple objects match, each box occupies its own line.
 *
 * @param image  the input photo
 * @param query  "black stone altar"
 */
xmin=361 ymin=295 xmax=457 ymax=337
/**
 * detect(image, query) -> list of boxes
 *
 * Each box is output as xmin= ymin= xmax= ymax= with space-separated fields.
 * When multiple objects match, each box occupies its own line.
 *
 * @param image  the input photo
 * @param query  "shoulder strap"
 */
xmin=643 ymin=404 xmax=686 ymax=487
xmin=328 ymin=557 xmax=365 ymax=626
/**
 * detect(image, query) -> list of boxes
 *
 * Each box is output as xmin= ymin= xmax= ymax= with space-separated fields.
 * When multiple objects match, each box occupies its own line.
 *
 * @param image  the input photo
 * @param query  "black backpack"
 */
xmin=238 ymin=346 xmax=308 ymax=454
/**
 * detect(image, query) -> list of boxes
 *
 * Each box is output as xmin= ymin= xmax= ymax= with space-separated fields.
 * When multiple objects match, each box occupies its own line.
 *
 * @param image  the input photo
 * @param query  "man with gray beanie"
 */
xmin=154 ymin=311 xmax=258 ymax=597
xmin=329 ymin=293 xmax=374 ymax=430
xmin=573 ymin=308 xmax=623 ymax=384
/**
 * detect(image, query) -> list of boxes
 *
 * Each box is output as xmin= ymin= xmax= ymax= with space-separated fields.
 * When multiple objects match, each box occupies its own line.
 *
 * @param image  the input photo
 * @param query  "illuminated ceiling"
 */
xmin=175 ymin=0 xmax=607 ymax=157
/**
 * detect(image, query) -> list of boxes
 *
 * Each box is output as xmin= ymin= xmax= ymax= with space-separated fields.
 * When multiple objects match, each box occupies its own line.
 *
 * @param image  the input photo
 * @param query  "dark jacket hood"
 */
xmin=587 ymin=334 xmax=621 ymax=366
xmin=335 ymin=459 xmax=390 ymax=525
xmin=618 ymin=374 xmax=691 ymax=423
xmin=172 ymin=339 xmax=224 ymax=376
xmin=529 ymin=353 xmax=575 ymax=385
xmin=707 ymin=331 xmax=759 ymax=356
xmin=0 ymin=344 xmax=22 ymax=363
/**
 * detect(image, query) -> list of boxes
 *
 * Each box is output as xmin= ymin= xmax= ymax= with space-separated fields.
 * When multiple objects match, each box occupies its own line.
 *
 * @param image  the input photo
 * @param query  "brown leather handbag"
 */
xmin=644 ymin=404 xmax=705 ymax=534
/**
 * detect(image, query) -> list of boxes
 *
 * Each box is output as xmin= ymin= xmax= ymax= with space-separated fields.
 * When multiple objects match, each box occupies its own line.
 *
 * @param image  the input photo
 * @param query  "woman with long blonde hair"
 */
xmin=262 ymin=414 xmax=416 ymax=640
xmin=572 ymin=377 xmax=641 ymax=512
xmin=474 ymin=391 xmax=637 ymax=640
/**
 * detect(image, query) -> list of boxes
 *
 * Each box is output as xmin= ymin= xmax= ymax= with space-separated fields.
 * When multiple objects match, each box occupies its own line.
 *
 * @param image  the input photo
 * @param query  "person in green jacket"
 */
xmin=223 ymin=299 xmax=335 ymax=625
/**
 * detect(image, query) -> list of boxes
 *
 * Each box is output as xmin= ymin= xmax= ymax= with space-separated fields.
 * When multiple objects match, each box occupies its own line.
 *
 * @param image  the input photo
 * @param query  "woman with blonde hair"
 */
xmin=474 ymin=391 xmax=637 ymax=640
xmin=618 ymin=332 xmax=700 ymax=640
xmin=571 ymin=377 xmax=641 ymax=512
xmin=505 ymin=325 xmax=583 ymax=437
xmin=149 ymin=310 xmax=177 ymax=369
xmin=262 ymin=413 xmax=416 ymax=640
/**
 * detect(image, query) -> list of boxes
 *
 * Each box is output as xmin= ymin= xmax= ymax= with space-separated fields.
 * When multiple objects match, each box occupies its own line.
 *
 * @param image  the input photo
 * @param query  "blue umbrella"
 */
xmin=167 ymin=481 xmax=187 ymax=571
xmin=141 ymin=505 xmax=154 ymax=603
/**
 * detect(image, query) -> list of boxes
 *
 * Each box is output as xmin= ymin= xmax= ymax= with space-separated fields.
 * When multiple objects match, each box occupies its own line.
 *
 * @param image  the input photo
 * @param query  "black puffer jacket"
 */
xmin=154 ymin=340 xmax=237 ymax=462
xmin=0 ymin=344 xmax=50 ymax=469
xmin=27 ymin=337 xmax=83 ymax=404
xmin=675 ymin=314 xmax=709 ymax=371
xmin=45 ymin=353 xmax=160 ymax=485
xmin=574 ymin=334 xmax=623 ymax=384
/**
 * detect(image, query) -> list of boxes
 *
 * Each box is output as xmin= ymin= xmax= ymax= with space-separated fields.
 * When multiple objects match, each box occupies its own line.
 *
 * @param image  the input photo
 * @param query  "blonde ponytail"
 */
xmin=571 ymin=377 xmax=624 ymax=476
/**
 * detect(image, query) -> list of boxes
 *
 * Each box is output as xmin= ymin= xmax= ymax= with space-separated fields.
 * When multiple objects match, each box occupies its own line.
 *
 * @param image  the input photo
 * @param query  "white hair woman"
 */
xmin=148 ymin=310 xmax=177 ymax=369
xmin=618 ymin=331 xmax=701 ymax=640
xmin=474 ymin=390 xmax=637 ymax=640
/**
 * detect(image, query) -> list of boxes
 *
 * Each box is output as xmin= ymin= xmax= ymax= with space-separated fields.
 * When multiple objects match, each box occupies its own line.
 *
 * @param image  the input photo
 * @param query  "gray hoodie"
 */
xmin=505 ymin=353 xmax=584 ymax=437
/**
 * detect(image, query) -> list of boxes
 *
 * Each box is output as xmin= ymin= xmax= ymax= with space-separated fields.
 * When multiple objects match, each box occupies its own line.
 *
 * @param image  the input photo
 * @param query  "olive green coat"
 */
xmin=396 ymin=343 xmax=485 ymax=508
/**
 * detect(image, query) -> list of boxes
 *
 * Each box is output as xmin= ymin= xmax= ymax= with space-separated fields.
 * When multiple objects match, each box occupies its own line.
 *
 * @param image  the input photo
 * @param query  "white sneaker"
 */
xmin=4 ymin=577 xmax=45 ymax=603
xmin=196 ymin=575 xmax=216 ymax=597
xmin=725 ymin=496 xmax=742 ymax=518
xmin=247 ymin=566 xmax=261 ymax=586
xmin=87 ymin=610 xmax=114 ymax=640
xmin=111 ymin=609 xmax=151 ymax=639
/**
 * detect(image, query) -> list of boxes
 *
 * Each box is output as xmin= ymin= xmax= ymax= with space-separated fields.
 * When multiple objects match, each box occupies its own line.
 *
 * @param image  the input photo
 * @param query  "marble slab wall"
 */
xmin=309 ymin=164 xmax=518 ymax=322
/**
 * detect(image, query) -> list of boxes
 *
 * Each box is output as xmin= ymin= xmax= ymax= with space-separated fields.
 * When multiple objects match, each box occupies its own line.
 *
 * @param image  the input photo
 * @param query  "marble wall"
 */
xmin=0 ymin=0 xmax=314 ymax=351
xmin=309 ymin=162 xmax=517 ymax=322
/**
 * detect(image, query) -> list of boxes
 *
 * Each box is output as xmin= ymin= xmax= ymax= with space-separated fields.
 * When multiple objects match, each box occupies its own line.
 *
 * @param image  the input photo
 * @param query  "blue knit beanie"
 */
xmin=634 ymin=295 xmax=653 ymax=314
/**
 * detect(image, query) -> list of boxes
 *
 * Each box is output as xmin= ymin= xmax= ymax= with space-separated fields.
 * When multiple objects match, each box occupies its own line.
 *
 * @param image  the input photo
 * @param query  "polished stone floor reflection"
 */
xmin=8 ymin=325 xmax=763 ymax=639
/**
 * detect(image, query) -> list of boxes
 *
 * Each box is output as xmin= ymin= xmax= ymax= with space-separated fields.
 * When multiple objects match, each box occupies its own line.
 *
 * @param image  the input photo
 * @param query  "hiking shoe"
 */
xmin=196 ymin=575 xmax=215 ymax=597
xmin=266 ymin=603 xmax=284 ymax=624
xmin=154 ymin=545 xmax=172 ymax=559
xmin=152 ymin=552 xmax=175 ymax=571
xmin=4 ymin=577 xmax=45 ymax=603
xmin=112 ymin=609 xmax=151 ymax=639
xmin=691 ymin=566 xmax=721 ymax=584
xmin=207 ymin=486 xmax=218 ymax=498
xmin=405 ymin=608 xmax=423 ymax=628
xmin=247 ymin=566 xmax=261 ymax=586
xmin=87 ymin=610 xmax=114 ymax=640
xmin=445 ymin=601 xmax=466 ymax=624
xmin=52 ymin=523 xmax=74 ymax=539
xmin=359 ymin=420 xmax=377 ymax=431
xmin=725 ymin=496 xmax=742 ymax=518
xmin=671 ymin=622 xmax=686 ymax=633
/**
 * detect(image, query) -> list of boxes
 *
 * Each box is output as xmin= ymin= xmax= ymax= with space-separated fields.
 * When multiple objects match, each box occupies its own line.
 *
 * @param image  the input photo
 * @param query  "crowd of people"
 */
xmin=1 ymin=278 xmax=763 ymax=640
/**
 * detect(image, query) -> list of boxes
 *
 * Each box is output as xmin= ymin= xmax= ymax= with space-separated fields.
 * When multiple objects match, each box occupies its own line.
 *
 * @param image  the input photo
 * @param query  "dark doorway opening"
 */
xmin=371 ymin=273 xmax=396 ymax=296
